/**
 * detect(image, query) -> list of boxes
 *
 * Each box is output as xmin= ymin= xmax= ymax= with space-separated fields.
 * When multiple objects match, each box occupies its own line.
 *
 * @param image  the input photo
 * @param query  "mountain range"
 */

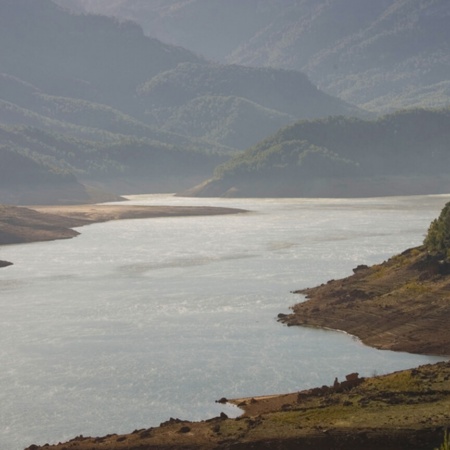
xmin=0 ymin=0 xmax=358 ymax=204
xmin=182 ymin=108 xmax=450 ymax=198
xmin=55 ymin=0 xmax=450 ymax=113
xmin=2 ymin=0 xmax=450 ymax=203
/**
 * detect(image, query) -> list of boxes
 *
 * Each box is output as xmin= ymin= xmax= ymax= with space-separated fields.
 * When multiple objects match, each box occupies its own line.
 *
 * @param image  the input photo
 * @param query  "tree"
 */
xmin=424 ymin=202 xmax=450 ymax=258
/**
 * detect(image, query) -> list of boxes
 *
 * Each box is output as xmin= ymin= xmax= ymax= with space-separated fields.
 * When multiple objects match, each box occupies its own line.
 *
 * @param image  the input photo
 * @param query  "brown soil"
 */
xmin=0 ymin=203 xmax=246 ymax=246
xmin=279 ymin=246 xmax=450 ymax=356
xmin=25 ymin=361 xmax=450 ymax=450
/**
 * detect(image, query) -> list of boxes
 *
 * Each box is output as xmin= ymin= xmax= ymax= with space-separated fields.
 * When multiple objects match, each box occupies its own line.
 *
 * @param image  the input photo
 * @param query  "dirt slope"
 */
xmin=280 ymin=246 xmax=450 ymax=356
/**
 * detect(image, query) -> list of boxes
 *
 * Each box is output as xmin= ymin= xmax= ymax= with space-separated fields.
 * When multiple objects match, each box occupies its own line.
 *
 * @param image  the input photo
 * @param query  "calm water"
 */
xmin=0 ymin=194 xmax=449 ymax=449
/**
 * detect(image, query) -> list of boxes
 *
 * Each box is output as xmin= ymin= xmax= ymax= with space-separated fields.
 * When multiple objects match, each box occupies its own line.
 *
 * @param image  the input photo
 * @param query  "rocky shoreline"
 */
xmin=279 ymin=246 xmax=450 ymax=356
xmin=25 ymin=361 xmax=450 ymax=450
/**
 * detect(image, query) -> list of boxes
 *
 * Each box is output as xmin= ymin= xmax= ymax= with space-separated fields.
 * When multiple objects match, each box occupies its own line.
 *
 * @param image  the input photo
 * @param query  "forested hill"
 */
xmin=0 ymin=0 xmax=200 ymax=110
xmin=0 ymin=0 xmax=358 ymax=204
xmin=181 ymin=108 xmax=450 ymax=198
xmin=137 ymin=62 xmax=357 ymax=149
xmin=59 ymin=0 xmax=450 ymax=113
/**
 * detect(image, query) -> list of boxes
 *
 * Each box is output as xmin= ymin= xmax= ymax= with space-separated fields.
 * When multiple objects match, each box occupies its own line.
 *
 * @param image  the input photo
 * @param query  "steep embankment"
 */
xmin=279 ymin=246 xmax=450 ymax=356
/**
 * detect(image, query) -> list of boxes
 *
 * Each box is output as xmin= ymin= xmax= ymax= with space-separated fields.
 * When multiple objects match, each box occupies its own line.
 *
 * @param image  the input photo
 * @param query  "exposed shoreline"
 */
xmin=0 ymin=203 xmax=247 ymax=249
xmin=25 ymin=360 xmax=450 ymax=450
xmin=279 ymin=247 xmax=450 ymax=357
xmin=30 ymin=204 xmax=248 ymax=228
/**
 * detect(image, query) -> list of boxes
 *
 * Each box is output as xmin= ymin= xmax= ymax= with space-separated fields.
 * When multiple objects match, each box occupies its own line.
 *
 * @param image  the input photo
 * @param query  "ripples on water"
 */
xmin=0 ymin=194 xmax=449 ymax=449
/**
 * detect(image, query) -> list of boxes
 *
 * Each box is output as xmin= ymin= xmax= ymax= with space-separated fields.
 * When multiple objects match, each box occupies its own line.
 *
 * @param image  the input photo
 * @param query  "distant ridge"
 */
xmin=57 ymin=0 xmax=450 ymax=113
xmin=181 ymin=108 xmax=450 ymax=198
xmin=0 ymin=0 xmax=359 ymax=203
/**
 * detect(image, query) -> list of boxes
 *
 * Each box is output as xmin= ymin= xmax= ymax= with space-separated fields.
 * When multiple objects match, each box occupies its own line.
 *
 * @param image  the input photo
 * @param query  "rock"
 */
xmin=346 ymin=372 xmax=359 ymax=382
xmin=160 ymin=417 xmax=182 ymax=427
xmin=353 ymin=264 xmax=369 ymax=273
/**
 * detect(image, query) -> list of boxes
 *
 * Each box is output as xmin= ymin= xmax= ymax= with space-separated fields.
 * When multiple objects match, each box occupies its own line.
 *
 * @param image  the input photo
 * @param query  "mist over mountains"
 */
xmin=183 ymin=108 xmax=450 ymax=198
xmin=0 ymin=0 xmax=360 ymax=204
xmin=56 ymin=0 xmax=450 ymax=113
xmin=1 ymin=0 xmax=450 ymax=203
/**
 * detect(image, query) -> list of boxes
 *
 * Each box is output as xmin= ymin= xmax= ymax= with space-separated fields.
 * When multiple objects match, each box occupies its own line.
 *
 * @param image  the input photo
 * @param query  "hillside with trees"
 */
xmin=0 ymin=0 xmax=357 ymax=204
xmin=424 ymin=202 xmax=450 ymax=260
xmin=182 ymin=108 xmax=450 ymax=198
xmin=137 ymin=62 xmax=358 ymax=148
xmin=58 ymin=0 xmax=450 ymax=113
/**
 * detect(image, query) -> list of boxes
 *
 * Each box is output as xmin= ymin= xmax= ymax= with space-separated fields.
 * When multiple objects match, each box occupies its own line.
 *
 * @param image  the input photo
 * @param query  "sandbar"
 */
xmin=0 ymin=203 xmax=247 ymax=247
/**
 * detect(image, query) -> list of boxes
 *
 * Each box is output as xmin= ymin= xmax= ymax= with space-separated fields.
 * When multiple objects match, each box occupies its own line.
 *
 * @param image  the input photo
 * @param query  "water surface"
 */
xmin=0 ymin=194 xmax=448 ymax=449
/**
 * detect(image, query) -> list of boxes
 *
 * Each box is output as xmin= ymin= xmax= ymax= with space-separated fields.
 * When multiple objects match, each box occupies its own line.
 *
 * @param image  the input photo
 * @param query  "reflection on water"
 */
xmin=119 ymin=253 xmax=257 ymax=274
xmin=0 ymin=194 xmax=449 ymax=449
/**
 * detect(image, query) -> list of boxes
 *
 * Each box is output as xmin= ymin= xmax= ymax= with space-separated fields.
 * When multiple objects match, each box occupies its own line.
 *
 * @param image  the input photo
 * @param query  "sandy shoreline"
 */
xmin=0 ymin=203 xmax=247 ymax=248
xmin=30 ymin=204 xmax=247 ymax=225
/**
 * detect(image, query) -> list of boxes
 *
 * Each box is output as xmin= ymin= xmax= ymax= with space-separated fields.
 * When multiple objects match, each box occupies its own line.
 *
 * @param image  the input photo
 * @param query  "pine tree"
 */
xmin=424 ymin=202 xmax=450 ymax=259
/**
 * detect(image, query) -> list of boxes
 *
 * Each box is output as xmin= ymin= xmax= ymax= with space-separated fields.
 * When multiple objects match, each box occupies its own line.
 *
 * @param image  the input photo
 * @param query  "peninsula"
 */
xmin=279 ymin=245 xmax=450 ymax=356
xmin=0 ymin=203 xmax=247 ymax=247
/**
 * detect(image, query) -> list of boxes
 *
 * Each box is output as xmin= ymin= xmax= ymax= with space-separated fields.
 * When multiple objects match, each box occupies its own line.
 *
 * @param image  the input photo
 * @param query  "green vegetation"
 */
xmin=435 ymin=430 xmax=450 ymax=450
xmin=425 ymin=202 xmax=450 ymax=259
xmin=0 ymin=0 xmax=361 ymax=203
xmin=0 ymin=123 xmax=226 ymax=188
xmin=58 ymin=0 xmax=450 ymax=113
xmin=214 ymin=139 xmax=358 ymax=180
xmin=190 ymin=108 xmax=450 ymax=197
xmin=137 ymin=62 xmax=358 ymax=149
xmin=216 ymin=109 xmax=450 ymax=180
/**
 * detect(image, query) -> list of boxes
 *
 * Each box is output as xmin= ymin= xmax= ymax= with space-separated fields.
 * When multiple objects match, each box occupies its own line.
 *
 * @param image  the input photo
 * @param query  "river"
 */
xmin=0 ymin=194 xmax=448 ymax=449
